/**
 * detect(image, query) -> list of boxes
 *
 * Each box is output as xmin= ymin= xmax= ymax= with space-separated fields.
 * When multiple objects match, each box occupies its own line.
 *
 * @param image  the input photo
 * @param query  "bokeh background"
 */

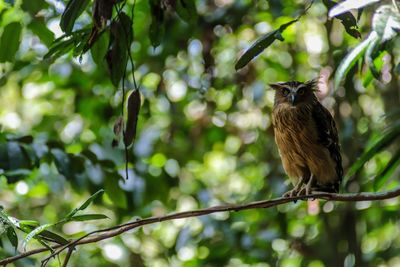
xmin=1 ymin=0 xmax=400 ymax=266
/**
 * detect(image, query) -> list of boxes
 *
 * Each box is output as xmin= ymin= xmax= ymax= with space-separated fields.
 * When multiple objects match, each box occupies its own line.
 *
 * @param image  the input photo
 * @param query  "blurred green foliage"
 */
xmin=0 ymin=0 xmax=400 ymax=266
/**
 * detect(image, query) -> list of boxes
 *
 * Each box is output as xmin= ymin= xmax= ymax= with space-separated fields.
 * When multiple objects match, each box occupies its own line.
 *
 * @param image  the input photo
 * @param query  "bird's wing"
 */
xmin=312 ymin=102 xmax=343 ymax=187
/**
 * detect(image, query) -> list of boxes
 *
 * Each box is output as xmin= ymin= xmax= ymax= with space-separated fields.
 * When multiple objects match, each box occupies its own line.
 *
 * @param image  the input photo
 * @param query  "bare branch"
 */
xmin=1 ymin=187 xmax=400 ymax=266
xmin=61 ymin=247 xmax=74 ymax=267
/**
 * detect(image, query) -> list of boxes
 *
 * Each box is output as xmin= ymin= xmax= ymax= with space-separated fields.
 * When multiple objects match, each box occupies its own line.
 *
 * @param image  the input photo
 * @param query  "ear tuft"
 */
xmin=269 ymin=82 xmax=285 ymax=90
xmin=305 ymin=79 xmax=318 ymax=91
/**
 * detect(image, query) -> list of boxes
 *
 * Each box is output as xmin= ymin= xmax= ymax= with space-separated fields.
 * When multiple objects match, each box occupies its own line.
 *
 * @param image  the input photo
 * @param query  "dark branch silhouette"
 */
xmin=2 ymin=187 xmax=400 ymax=266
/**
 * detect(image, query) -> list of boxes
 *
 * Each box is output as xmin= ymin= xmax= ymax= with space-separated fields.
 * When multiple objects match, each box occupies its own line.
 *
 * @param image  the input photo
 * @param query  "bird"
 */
xmin=270 ymin=79 xmax=343 ymax=197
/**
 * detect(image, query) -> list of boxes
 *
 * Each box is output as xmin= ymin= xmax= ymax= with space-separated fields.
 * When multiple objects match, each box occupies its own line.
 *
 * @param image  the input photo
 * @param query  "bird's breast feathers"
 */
xmin=272 ymin=103 xmax=338 ymax=183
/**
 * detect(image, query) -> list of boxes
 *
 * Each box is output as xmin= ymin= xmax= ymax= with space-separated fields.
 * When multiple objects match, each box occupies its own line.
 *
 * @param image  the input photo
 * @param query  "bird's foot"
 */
xmin=283 ymin=188 xmax=300 ymax=198
xmin=297 ymin=185 xmax=316 ymax=197
xmin=295 ymin=175 xmax=317 ymax=200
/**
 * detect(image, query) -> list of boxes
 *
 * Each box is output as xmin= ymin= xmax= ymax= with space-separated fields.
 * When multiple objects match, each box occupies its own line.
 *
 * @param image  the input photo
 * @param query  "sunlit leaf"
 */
xmin=19 ymin=220 xmax=40 ymax=228
xmin=362 ymin=51 xmax=385 ymax=87
xmin=329 ymin=0 xmax=381 ymax=17
xmin=19 ymin=220 xmax=68 ymax=245
xmin=372 ymin=5 xmax=400 ymax=41
xmin=235 ymin=19 xmax=298 ymax=70
xmin=60 ymin=0 xmax=91 ymax=34
xmin=364 ymin=35 xmax=381 ymax=79
xmin=323 ymin=0 xmax=361 ymax=38
xmin=0 ymin=22 xmax=22 ymax=63
xmin=373 ymin=149 xmax=400 ymax=191
xmin=23 ymin=223 xmax=52 ymax=249
xmin=333 ymin=31 xmax=379 ymax=89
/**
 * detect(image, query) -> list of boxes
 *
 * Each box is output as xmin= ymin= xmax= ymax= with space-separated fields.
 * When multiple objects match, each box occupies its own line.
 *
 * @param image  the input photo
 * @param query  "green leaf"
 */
xmin=60 ymin=0 xmax=91 ymax=34
xmin=19 ymin=220 xmax=40 ymax=228
xmin=347 ymin=123 xmax=400 ymax=178
xmin=104 ymin=173 xmax=127 ymax=209
xmin=329 ymin=0 xmax=380 ymax=17
xmin=18 ymin=220 xmax=68 ymax=245
xmin=362 ymin=51 xmax=385 ymax=87
xmin=0 ymin=209 xmax=13 ymax=225
xmin=23 ymin=223 xmax=53 ymax=249
xmin=77 ymin=189 xmax=104 ymax=211
xmin=44 ymin=29 xmax=91 ymax=60
xmin=373 ymin=149 xmax=400 ymax=191
xmin=18 ymin=220 xmax=39 ymax=233
xmin=7 ymin=142 xmax=31 ymax=171
xmin=70 ymin=214 xmax=109 ymax=222
xmin=90 ymin=30 xmax=109 ymax=67
xmin=28 ymin=19 xmax=55 ymax=47
xmin=97 ymin=159 xmax=116 ymax=170
xmin=364 ymin=35 xmax=381 ymax=79
xmin=0 ymin=22 xmax=22 ymax=63
xmin=44 ymin=37 xmax=75 ymax=60
xmin=323 ymin=0 xmax=361 ymax=39
xmin=372 ymin=5 xmax=400 ymax=41
xmin=6 ymin=227 xmax=18 ymax=249
xmin=175 ymin=0 xmax=198 ymax=24
xmin=65 ymin=189 xmax=105 ymax=218
xmin=51 ymin=148 xmax=72 ymax=179
xmin=333 ymin=31 xmax=379 ymax=89
xmin=21 ymin=0 xmax=47 ymax=15
xmin=235 ymin=19 xmax=298 ymax=70
xmin=39 ymin=230 xmax=69 ymax=245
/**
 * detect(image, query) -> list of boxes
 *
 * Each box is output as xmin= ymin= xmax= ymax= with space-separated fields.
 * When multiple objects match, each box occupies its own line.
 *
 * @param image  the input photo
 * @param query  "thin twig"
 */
xmin=114 ymin=1 xmax=138 ymax=181
xmin=1 ymin=187 xmax=400 ymax=266
xmin=61 ymin=247 xmax=74 ymax=267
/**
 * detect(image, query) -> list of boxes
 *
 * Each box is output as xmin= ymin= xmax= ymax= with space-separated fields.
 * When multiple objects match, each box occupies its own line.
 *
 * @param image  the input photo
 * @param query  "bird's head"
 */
xmin=270 ymin=79 xmax=318 ymax=107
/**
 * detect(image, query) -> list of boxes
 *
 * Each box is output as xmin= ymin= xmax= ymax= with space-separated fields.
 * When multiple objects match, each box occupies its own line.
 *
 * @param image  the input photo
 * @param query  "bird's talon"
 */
xmin=283 ymin=188 xmax=299 ymax=198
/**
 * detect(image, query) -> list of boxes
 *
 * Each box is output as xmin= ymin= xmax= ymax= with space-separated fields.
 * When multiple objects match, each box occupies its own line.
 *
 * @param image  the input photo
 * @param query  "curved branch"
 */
xmin=1 ymin=187 xmax=400 ymax=266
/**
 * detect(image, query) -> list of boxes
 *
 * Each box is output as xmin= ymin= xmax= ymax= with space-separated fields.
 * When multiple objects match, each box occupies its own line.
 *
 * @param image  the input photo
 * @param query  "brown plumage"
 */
xmin=271 ymin=79 xmax=343 ymax=197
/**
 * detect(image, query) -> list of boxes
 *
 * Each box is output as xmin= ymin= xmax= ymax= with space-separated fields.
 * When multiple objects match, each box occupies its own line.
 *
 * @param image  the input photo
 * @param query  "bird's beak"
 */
xmin=289 ymin=93 xmax=296 ymax=106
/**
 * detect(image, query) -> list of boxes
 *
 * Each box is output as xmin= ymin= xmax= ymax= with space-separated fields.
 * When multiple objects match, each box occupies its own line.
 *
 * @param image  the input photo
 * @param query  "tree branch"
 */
xmin=1 ymin=187 xmax=400 ymax=266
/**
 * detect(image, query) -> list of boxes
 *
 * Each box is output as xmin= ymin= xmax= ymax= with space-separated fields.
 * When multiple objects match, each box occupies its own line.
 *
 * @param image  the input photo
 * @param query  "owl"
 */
xmin=270 ymin=79 xmax=343 ymax=197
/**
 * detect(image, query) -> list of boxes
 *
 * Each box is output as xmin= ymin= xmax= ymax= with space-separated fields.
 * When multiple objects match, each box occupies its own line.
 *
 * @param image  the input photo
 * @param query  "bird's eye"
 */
xmin=297 ymin=88 xmax=305 ymax=95
xmin=282 ymin=88 xmax=290 ymax=96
